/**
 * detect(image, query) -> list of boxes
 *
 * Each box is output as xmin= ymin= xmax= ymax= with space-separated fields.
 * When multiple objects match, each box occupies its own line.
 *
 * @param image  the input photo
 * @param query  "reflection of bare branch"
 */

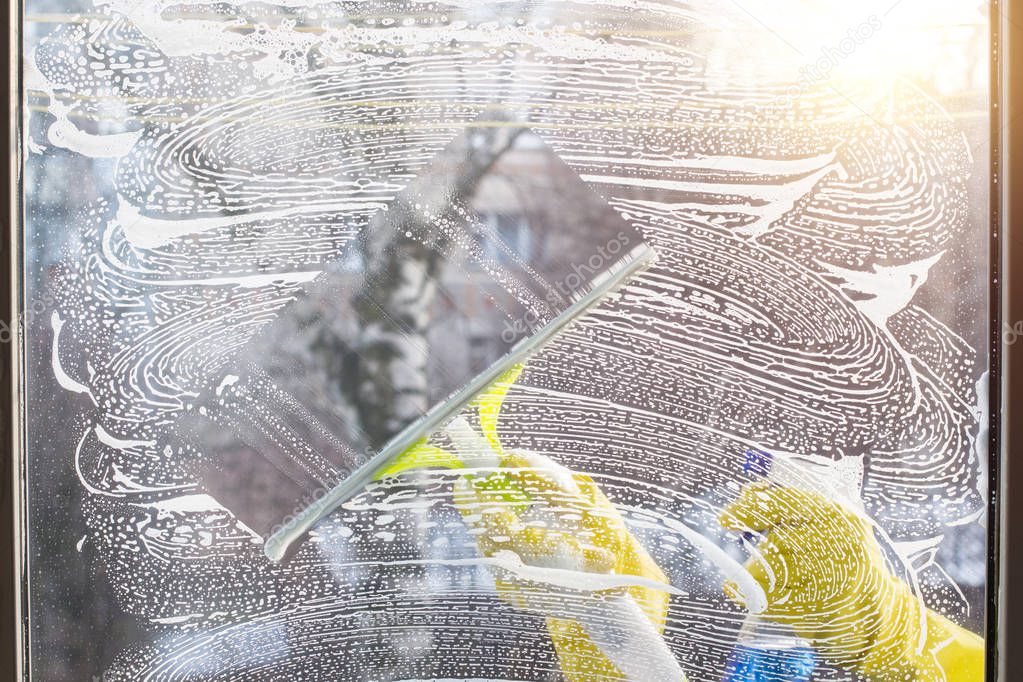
xmin=326 ymin=121 xmax=527 ymax=449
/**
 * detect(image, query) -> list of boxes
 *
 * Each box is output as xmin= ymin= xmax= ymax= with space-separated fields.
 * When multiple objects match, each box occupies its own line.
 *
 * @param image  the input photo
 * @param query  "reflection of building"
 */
xmin=428 ymin=134 xmax=638 ymax=391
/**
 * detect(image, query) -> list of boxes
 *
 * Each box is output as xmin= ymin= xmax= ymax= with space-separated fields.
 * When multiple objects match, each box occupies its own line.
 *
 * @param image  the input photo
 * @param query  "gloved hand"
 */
xmin=719 ymin=483 xmax=984 ymax=682
xmin=380 ymin=365 xmax=676 ymax=680
xmin=454 ymin=449 xmax=672 ymax=681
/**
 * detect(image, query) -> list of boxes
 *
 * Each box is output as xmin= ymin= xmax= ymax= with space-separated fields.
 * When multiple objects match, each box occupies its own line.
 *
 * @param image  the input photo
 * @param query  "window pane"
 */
xmin=19 ymin=1 xmax=993 ymax=680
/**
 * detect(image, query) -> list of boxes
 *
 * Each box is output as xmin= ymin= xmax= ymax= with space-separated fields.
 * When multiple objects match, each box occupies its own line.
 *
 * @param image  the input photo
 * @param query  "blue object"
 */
xmin=742 ymin=448 xmax=773 ymax=477
xmin=722 ymin=644 xmax=817 ymax=682
xmin=740 ymin=449 xmax=773 ymax=544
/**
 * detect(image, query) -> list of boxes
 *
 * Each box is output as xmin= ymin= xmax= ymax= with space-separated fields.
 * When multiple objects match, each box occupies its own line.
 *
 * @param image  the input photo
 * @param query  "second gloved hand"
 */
xmin=719 ymin=483 xmax=983 ymax=682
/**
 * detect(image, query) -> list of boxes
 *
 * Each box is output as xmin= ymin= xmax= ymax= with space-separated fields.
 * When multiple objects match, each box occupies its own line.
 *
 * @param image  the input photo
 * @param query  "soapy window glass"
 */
xmin=18 ymin=0 xmax=994 ymax=680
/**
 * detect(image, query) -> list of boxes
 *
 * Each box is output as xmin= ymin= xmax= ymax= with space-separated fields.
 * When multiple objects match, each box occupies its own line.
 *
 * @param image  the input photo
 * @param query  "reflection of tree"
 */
xmin=343 ymin=122 xmax=525 ymax=449
xmin=293 ymin=122 xmax=525 ymax=681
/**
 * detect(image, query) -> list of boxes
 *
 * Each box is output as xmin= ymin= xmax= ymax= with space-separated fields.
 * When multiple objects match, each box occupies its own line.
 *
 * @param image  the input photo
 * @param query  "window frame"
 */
xmin=5 ymin=0 xmax=24 ymax=678
xmin=997 ymin=1 xmax=1023 ymax=680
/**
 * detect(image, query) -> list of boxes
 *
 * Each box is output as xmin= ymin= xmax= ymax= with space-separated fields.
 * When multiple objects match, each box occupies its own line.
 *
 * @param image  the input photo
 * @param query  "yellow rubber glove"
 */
xmin=375 ymin=364 xmax=526 ymax=479
xmin=454 ymin=450 xmax=672 ymax=681
xmin=378 ymin=363 xmax=675 ymax=680
xmin=719 ymin=482 xmax=984 ymax=682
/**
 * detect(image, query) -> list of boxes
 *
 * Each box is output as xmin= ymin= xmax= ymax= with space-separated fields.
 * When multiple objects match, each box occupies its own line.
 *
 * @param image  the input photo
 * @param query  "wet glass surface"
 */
xmin=20 ymin=1 xmax=992 ymax=679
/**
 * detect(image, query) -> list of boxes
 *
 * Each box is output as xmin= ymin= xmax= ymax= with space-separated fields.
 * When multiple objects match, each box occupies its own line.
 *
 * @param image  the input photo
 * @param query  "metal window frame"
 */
xmin=4 ymin=0 xmax=24 ymax=678
xmin=997 ymin=1 xmax=1022 ymax=680
xmin=1 ymin=2 xmax=1013 ymax=680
